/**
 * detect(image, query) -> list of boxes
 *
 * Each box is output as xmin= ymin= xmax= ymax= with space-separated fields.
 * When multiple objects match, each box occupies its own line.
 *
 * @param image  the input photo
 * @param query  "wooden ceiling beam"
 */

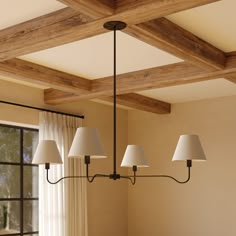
xmin=0 ymin=58 xmax=169 ymax=114
xmin=126 ymin=18 xmax=226 ymax=70
xmin=44 ymin=54 xmax=236 ymax=104
xmin=0 ymin=0 xmax=219 ymax=61
xmin=225 ymin=74 xmax=236 ymax=84
xmin=57 ymin=0 xmax=115 ymax=18
xmin=59 ymin=0 xmax=220 ymax=22
xmin=0 ymin=58 xmax=91 ymax=93
xmin=2 ymin=54 xmax=234 ymax=107
xmin=44 ymin=90 xmax=171 ymax=114
xmin=115 ymin=0 xmax=220 ymax=15
xmin=0 ymin=7 xmax=95 ymax=61
xmin=102 ymin=93 xmax=171 ymax=114
xmin=224 ymin=52 xmax=236 ymax=83
xmin=44 ymin=62 xmax=209 ymax=104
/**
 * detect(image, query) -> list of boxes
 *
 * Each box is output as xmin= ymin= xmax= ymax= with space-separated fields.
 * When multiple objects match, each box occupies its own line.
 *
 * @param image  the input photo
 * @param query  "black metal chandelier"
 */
xmin=33 ymin=21 xmax=206 ymax=185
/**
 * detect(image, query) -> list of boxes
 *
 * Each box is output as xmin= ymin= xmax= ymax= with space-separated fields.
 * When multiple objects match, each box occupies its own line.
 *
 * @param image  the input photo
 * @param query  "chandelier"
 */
xmin=32 ymin=21 xmax=206 ymax=185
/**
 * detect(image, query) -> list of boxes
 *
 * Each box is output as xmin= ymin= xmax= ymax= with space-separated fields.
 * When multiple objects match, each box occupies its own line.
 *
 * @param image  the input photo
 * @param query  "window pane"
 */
xmin=24 ymin=201 xmax=38 ymax=233
xmin=0 ymin=201 xmax=20 ymax=235
xmin=24 ymin=166 xmax=38 ymax=198
xmin=0 ymin=165 xmax=20 ymax=198
xmin=23 ymin=130 xmax=38 ymax=164
xmin=0 ymin=125 xmax=39 ymax=236
xmin=0 ymin=126 xmax=20 ymax=163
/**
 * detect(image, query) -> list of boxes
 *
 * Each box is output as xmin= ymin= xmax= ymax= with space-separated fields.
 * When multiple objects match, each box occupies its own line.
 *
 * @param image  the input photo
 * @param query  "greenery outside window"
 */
xmin=0 ymin=124 xmax=39 ymax=236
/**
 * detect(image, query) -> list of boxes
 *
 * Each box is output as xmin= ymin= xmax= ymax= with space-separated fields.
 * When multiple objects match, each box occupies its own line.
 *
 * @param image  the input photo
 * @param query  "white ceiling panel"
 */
xmin=138 ymin=79 xmax=236 ymax=104
xmin=167 ymin=0 xmax=236 ymax=52
xmin=0 ymin=0 xmax=65 ymax=30
xmin=20 ymin=31 xmax=182 ymax=79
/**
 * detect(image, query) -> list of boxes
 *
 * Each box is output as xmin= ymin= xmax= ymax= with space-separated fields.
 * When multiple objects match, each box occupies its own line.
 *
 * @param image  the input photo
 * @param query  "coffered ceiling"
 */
xmin=0 ymin=0 xmax=235 ymax=114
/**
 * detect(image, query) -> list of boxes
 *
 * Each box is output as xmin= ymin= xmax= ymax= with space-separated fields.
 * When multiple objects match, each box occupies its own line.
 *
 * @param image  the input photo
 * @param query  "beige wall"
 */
xmin=0 ymin=80 xmax=128 ymax=236
xmin=127 ymin=95 xmax=236 ymax=236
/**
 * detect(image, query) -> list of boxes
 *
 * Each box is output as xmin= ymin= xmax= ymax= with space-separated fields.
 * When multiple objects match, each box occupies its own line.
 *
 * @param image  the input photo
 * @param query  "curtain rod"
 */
xmin=0 ymin=100 xmax=85 ymax=119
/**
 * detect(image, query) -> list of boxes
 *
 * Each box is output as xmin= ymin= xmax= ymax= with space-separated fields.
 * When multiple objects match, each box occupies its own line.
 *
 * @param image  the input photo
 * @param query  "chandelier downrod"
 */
xmin=104 ymin=21 xmax=127 ymax=180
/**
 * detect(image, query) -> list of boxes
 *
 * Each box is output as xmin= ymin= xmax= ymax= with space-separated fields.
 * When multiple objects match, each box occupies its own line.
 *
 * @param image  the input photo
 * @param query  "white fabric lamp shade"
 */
xmin=68 ymin=127 xmax=106 ymax=158
xmin=32 ymin=140 xmax=63 ymax=164
xmin=172 ymin=134 xmax=206 ymax=161
xmin=121 ymin=145 xmax=149 ymax=167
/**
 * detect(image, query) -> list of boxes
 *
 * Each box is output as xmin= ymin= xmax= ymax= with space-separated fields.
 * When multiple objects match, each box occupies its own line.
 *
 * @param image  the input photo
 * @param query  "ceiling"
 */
xmin=0 ymin=0 xmax=235 ymax=114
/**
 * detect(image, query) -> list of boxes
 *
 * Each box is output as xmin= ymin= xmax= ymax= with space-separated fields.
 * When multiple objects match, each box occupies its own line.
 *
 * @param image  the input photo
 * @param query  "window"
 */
xmin=0 ymin=124 xmax=39 ymax=236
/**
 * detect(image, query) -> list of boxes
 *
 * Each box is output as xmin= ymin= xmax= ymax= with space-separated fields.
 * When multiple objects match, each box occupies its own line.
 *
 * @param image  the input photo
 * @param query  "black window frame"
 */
xmin=0 ymin=123 xmax=39 ymax=236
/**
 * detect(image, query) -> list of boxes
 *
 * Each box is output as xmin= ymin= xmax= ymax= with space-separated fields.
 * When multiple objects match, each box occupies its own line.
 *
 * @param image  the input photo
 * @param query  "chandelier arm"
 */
xmin=86 ymin=163 xmax=110 ymax=182
xmin=85 ymin=157 xmax=109 ymax=182
xmin=86 ymin=173 xmax=111 ymax=183
xmin=126 ymin=165 xmax=191 ymax=184
xmin=46 ymin=169 xmax=110 ymax=184
xmin=85 ymin=157 xmax=92 ymax=183
xmin=120 ymin=166 xmax=137 ymax=185
xmin=120 ymin=175 xmax=136 ymax=185
xmin=46 ymin=168 xmax=87 ymax=184
xmin=45 ymin=162 xmax=110 ymax=184
xmin=85 ymin=155 xmax=97 ymax=183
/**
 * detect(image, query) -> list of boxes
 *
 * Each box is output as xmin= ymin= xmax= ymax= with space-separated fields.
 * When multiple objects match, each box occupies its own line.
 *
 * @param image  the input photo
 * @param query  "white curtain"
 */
xmin=38 ymin=112 xmax=88 ymax=236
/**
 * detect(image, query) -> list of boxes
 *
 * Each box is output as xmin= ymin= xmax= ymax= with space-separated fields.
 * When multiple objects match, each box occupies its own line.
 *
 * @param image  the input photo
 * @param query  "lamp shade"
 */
xmin=32 ymin=140 xmax=63 ymax=164
xmin=121 ymin=145 xmax=149 ymax=167
xmin=68 ymin=127 xmax=106 ymax=158
xmin=172 ymin=134 xmax=206 ymax=161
